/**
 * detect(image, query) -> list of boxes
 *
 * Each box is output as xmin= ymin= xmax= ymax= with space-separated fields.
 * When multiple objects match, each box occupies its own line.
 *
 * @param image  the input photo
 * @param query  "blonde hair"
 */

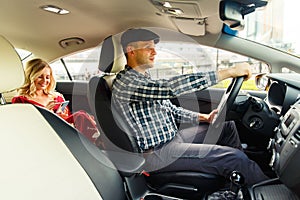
xmin=18 ymin=58 xmax=56 ymax=98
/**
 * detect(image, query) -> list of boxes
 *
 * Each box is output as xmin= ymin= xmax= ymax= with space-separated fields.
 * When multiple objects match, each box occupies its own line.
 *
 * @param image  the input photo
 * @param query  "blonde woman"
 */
xmin=12 ymin=58 xmax=101 ymax=145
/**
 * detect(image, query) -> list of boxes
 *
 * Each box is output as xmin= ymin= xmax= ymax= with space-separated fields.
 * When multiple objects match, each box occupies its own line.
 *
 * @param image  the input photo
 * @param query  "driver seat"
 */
xmin=88 ymin=32 xmax=225 ymax=199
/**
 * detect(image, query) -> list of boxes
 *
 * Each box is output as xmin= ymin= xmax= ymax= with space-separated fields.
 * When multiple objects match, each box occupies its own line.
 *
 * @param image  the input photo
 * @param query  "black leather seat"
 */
xmin=88 ymin=33 xmax=225 ymax=199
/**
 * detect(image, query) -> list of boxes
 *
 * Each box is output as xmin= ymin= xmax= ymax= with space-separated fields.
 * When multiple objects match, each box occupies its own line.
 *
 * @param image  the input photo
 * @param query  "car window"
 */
xmin=151 ymin=42 xmax=270 ymax=91
xmin=238 ymin=0 xmax=300 ymax=72
xmin=51 ymin=46 xmax=102 ymax=81
xmin=51 ymin=41 xmax=269 ymax=91
xmin=15 ymin=48 xmax=32 ymax=61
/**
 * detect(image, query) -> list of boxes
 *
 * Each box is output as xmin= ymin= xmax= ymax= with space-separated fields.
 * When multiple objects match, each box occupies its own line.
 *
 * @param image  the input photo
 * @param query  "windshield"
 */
xmin=238 ymin=0 xmax=299 ymax=57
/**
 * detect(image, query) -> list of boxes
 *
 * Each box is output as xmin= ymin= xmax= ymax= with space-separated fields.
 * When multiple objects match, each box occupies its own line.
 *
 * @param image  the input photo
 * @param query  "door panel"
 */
xmin=172 ymin=88 xmax=225 ymax=114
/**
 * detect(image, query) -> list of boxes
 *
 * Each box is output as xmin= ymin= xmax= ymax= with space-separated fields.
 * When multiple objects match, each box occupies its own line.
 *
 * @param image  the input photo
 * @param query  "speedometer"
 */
xmin=267 ymin=82 xmax=285 ymax=106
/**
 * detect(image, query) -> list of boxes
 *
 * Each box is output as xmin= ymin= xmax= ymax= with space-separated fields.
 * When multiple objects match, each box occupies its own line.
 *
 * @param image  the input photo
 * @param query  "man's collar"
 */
xmin=125 ymin=65 xmax=150 ymax=78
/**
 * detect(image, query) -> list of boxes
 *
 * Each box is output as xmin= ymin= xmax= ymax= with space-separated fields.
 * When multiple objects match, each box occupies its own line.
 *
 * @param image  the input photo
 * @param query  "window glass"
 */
xmin=15 ymin=48 xmax=32 ymax=61
xmin=51 ymin=41 xmax=269 ymax=91
xmin=150 ymin=42 xmax=269 ymax=91
xmin=238 ymin=0 xmax=300 ymax=59
xmin=51 ymin=46 xmax=102 ymax=81
xmin=50 ymin=60 xmax=72 ymax=81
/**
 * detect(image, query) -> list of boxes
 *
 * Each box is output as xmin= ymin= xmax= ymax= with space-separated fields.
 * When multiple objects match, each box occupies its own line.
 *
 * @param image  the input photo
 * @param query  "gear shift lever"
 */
xmin=230 ymin=171 xmax=245 ymax=194
xmin=206 ymin=171 xmax=245 ymax=200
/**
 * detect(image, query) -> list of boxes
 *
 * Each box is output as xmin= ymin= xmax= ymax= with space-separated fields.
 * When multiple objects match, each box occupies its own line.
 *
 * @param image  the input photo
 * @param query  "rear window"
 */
xmin=51 ymin=47 xmax=101 ymax=81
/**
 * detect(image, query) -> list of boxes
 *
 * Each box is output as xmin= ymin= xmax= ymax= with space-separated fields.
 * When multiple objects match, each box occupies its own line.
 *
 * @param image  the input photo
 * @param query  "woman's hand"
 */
xmin=198 ymin=109 xmax=218 ymax=123
xmin=45 ymin=100 xmax=57 ymax=111
xmin=56 ymin=106 xmax=69 ymax=118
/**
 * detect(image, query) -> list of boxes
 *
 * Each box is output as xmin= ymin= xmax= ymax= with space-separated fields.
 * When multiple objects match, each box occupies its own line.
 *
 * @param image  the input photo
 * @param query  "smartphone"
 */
xmin=57 ymin=100 xmax=69 ymax=112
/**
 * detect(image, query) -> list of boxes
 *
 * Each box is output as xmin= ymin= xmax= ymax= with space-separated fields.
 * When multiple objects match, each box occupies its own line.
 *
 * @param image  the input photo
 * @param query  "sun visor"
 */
xmin=171 ymin=17 xmax=206 ymax=36
xmin=149 ymin=0 xmax=210 ymax=36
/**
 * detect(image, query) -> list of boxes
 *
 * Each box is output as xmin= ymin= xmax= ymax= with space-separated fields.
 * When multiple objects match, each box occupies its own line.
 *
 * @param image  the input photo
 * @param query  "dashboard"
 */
xmin=262 ymin=73 xmax=300 ymax=196
xmin=244 ymin=72 xmax=300 ymax=197
xmin=266 ymin=73 xmax=300 ymax=115
xmin=269 ymin=99 xmax=300 ymax=194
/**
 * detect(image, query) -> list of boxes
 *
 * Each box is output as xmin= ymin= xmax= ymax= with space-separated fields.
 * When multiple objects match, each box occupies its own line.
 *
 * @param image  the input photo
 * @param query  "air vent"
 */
xmin=293 ymin=129 xmax=300 ymax=141
xmin=59 ymin=37 xmax=85 ymax=48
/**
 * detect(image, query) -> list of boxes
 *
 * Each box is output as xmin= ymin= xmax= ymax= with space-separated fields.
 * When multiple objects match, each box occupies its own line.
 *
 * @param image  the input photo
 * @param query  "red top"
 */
xmin=12 ymin=95 xmax=100 ymax=145
xmin=12 ymin=95 xmax=71 ymax=117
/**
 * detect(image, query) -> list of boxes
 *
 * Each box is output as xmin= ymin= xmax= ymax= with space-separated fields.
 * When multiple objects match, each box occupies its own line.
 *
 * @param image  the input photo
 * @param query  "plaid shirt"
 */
xmin=112 ymin=65 xmax=218 ymax=152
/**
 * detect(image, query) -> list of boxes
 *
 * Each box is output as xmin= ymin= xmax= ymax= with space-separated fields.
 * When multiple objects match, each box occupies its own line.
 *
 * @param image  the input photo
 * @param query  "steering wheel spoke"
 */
xmin=203 ymin=76 xmax=245 ymax=144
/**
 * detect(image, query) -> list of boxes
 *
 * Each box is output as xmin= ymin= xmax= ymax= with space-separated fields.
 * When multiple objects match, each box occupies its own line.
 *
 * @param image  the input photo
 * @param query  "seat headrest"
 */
xmin=0 ymin=35 xmax=25 ymax=93
xmin=99 ymin=33 xmax=126 ymax=74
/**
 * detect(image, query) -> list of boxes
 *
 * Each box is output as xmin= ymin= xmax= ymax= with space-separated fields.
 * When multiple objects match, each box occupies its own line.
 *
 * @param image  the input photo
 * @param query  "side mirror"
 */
xmin=255 ymin=73 xmax=270 ymax=91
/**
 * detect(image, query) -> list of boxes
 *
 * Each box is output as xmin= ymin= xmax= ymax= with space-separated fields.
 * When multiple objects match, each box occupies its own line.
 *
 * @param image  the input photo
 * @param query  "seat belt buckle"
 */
xmin=141 ymin=170 xmax=150 ymax=177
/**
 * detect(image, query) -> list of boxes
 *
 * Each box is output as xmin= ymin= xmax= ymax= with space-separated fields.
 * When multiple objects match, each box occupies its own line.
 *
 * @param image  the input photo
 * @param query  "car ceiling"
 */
xmin=0 ymin=0 xmax=223 ymax=62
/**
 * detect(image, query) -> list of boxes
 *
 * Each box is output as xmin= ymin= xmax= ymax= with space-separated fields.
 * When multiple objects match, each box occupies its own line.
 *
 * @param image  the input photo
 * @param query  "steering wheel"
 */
xmin=203 ymin=76 xmax=245 ymax=144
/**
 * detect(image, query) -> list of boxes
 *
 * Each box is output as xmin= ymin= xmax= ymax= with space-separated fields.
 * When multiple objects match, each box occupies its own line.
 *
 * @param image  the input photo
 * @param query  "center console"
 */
xmin=269 ymin=100 xmax=300 ymax=191
xmin=249 ymin=100 xmax=300 ymax=199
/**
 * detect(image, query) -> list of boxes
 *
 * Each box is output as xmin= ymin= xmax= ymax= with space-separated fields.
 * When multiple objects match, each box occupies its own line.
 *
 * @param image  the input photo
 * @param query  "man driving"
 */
xmin=112 ymin=28 xmax=269 ymax=185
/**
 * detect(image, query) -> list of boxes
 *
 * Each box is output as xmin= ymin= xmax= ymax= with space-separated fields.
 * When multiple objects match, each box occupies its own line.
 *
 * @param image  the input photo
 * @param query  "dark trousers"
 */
xmin=143 ymin=121 xmax=269 ymax=186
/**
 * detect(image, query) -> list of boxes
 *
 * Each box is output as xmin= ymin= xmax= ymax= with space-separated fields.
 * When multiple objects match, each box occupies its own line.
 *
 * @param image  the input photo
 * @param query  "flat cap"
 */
xmin=121 ymin=28 xmax=160 ymax=49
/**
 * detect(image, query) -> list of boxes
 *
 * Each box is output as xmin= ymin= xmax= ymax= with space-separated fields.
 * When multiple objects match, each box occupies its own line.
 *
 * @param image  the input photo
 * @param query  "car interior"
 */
xmin=1 ymin=0 xmax=300 ymax=200
xmin=87 ymin=33 xmax=225 ymax=199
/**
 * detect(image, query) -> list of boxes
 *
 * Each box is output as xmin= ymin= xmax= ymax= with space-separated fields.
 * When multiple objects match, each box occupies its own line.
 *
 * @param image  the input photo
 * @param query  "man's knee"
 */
xmin=222 ymin=147 xmax=248 ymax=164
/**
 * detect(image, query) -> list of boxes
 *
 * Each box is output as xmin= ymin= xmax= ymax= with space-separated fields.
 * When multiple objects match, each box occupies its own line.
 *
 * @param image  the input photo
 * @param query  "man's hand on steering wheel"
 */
xmin=218 ymin=62 xmax=252 ymax=82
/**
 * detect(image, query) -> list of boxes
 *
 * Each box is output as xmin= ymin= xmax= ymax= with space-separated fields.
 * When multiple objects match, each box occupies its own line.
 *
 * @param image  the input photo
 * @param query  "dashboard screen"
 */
xmin=284 ymin=114 xmax=293 ymax=128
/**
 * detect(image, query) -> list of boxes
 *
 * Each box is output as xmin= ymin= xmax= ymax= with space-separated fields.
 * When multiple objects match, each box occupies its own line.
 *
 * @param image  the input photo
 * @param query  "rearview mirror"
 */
xmin=220 ymin=0 xmax=268 ymax=31
xmin=220 ymin=1 xmax=244 ymax=30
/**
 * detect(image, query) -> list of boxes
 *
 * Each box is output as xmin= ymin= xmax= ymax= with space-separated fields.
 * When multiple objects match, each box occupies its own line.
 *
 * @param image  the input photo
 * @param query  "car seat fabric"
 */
xmin=0 ymin=36 xmax=24 ymax=94
xmin=98 ymin=33 xmax=126 ymax=74
xmin=0 ymin=104 xmax=105 ymax=200
xmin=88 ymin=34 xmax=140 ymax=152
xmin=0 ymin=35 xmax=24 ymax=104
xmin=36 ymin=105 xmax=127 ymax=200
